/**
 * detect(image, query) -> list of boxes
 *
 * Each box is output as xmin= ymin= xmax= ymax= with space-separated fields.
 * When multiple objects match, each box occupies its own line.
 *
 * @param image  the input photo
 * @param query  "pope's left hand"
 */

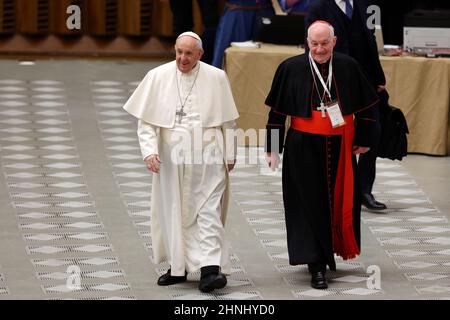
xmin=353 ymin=146 xmax=370 ymax=155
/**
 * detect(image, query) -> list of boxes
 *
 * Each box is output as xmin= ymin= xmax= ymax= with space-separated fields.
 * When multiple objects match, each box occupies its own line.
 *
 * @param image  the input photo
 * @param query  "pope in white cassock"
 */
xmin=123 ymin=31 xmax=239 ymax=293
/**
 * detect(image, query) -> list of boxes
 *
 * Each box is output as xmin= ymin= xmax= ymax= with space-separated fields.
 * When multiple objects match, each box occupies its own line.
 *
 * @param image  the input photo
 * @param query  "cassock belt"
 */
xmin=291 ymin=111 xmax=360 ymax=260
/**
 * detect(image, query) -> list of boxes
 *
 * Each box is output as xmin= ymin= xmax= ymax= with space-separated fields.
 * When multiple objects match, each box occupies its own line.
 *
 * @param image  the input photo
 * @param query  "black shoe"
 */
xmin=157 ymin=269 xmax=187 ymax=286
xmin=198 ymin=273 xmax=227 ymax=293
xmin=361 ymin=193 xmax=387 ymax=211
xmin=311 ymin=271 xmax=328 ymax=289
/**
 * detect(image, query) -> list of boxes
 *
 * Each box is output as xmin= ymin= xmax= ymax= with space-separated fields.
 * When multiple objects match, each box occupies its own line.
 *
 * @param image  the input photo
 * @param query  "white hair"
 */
xmin=176 ymin=31 xmax=203 ymax=50
xmin=307 ymin=21 xmax=335 ymax=39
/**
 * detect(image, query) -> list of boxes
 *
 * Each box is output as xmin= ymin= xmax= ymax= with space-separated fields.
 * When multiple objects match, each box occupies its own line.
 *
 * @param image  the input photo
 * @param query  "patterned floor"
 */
xmin=0 ymin=60 xmax=449 ymax=300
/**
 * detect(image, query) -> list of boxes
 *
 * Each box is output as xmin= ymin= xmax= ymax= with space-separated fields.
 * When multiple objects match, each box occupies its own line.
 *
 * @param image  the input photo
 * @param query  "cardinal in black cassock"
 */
xmin=265 ymin=21 xmax=380 ymax=289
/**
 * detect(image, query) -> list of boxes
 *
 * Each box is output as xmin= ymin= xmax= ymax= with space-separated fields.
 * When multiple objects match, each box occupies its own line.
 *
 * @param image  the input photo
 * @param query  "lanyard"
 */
xmin=308 ymin=52 xmax=333 ymax=101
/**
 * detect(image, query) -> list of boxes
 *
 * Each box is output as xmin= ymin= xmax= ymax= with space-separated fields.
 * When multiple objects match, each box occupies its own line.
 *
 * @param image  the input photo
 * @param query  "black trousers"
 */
xmin=357 ymin=89 xmax=388 ymax=195
xmin=308 ymin=263 xmax=327 ymax=273
xmin=169 ymin=0 xmax=219 ymax=64
xmin=357 ymin=141 xmax=379 ymax=194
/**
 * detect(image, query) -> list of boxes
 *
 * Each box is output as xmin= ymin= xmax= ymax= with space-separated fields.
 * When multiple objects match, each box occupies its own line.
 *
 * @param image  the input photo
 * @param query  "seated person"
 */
xmin=212 ymin=0 xmax=275 ymax=68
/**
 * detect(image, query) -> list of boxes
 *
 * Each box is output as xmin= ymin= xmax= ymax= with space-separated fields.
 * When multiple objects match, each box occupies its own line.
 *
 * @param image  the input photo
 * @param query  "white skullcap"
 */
xmin=177 ymin=31 xmax=203 ymax=48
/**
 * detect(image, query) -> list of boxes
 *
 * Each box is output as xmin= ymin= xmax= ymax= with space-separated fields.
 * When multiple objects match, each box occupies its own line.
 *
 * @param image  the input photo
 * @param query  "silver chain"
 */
xmin=175 ymin=63 xmax=200 ymax=117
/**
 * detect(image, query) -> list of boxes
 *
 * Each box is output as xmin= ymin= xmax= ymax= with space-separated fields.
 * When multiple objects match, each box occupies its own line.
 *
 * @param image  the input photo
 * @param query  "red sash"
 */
xmin=291 ymin=111 xmax=360 ymax=260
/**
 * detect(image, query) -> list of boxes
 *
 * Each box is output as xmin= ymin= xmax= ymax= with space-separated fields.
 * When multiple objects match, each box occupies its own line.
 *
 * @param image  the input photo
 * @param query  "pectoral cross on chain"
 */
xmin=318 ymin=102 xmax=327 ymax=118
xmin=176 ymin=106 xmax=187 ymax=124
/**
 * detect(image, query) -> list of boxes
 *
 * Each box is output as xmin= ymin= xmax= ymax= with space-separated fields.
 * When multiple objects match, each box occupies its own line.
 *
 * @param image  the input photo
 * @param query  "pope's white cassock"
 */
xmin=123 ymin=60 xmax=239 ymax=277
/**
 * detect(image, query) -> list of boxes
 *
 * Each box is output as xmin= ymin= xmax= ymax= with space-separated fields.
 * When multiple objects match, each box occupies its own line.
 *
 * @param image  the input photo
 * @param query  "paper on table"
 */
xmin=230 ymin=41 xmax=260 ymax=48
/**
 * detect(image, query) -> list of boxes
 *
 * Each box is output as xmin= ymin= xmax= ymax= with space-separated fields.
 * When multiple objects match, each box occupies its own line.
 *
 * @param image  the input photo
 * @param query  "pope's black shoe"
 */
xmin=361 ymin=193 xmax=387 ymax=211
xmin=311 ymin=271 xmax=328 ymax=289
xmin=199 ymin=273 xmax=227 ymax=293
xmin=157 ymin=269 xmax=187 ymax=286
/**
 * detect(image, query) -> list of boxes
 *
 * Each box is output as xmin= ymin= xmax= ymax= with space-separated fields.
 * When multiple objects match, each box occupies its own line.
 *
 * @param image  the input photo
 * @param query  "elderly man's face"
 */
xmin=175 ymin=36 xmax=203 ymax=73
xmin=307 ymin=25 xmax=336 ymax=64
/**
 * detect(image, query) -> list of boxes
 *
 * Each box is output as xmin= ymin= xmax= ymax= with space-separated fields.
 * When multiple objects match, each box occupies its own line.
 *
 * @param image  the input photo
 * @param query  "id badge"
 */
xmin=326 ymin=102 xmax=345 ymax=128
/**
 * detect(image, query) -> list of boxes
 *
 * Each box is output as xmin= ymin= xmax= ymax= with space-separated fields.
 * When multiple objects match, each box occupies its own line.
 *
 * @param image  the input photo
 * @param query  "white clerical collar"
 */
xmin=312 ymin=57 xmax=332 ymax=66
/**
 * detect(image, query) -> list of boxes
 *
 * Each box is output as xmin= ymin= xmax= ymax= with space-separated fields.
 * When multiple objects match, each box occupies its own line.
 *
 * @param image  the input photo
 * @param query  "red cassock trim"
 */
xmin=291 ymin=111 xmax=360 ymax=260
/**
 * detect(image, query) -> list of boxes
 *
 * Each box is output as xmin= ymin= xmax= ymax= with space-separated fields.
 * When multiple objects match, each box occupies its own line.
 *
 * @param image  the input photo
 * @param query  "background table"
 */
xmin=224 ymin=44 xmax=450 ymax=155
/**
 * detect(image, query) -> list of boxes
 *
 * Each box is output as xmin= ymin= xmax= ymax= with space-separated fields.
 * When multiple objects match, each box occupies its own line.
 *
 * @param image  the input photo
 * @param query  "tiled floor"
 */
xmin=0 ymin=59 xmax=449 ymax=300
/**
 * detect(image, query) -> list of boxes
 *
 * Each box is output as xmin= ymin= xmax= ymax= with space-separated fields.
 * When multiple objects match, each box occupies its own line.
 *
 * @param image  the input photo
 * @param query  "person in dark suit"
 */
xmin=168 ymin=0 xmax=220 ymax=65
xmin=212 ymin=0 xmax=275 ymax=68
xmin=306 ymin=0 xmax=388 ymax=211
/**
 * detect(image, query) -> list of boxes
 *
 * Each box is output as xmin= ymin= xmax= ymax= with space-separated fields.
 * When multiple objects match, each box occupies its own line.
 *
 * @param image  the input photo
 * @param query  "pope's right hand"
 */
xmin=144 ymin=154 xmax=161 ymax=173
xmin=265 ymin=152 xmax=280 ymax=171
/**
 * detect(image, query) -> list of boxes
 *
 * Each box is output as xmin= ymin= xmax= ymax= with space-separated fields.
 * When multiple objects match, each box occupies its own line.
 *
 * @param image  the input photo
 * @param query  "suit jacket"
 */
xmin=306 ymin=0 xmax=386 ymax=87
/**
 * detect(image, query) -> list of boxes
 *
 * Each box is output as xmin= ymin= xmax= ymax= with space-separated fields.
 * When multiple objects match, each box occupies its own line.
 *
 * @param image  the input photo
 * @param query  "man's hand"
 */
xmin=353 ymin=146 xmax=370 ymax=155
xmin=266 ymin=152 xmax=280 ymax=171
xmin=144 ymin=154 xmax=161 ymax=173
xmin=377 ymin=85 xmax=386 ymax=92
xmin=227 ymin=160 xmax=236 ymax=172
